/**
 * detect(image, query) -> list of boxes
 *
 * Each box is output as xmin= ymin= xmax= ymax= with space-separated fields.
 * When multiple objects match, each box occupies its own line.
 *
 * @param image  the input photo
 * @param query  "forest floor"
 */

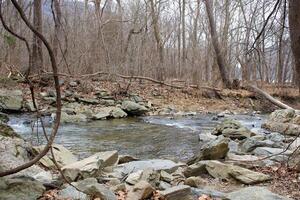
xmin=6 ymin=76 xmax=298 ymax=114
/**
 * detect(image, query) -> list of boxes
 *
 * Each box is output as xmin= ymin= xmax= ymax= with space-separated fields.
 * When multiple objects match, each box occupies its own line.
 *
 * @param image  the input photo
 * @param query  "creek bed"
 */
xmin=8 ymin=114 xmax=265 ymax=161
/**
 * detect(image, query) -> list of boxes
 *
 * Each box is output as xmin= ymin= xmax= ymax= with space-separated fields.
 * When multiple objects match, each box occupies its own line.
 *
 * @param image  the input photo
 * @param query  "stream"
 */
xmin=8 ymin=114 xmax=265 ymax=161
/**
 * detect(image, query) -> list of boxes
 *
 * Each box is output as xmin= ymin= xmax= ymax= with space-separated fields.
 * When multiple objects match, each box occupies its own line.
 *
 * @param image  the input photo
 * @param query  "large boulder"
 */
xmin=0 ymin=177 xmax=45 ymax=200
xmin=188 ymin=136 xmax=229 ymax=165
xmin=0 ymin=89 xmax=23 ymax=111
xmin=121 ymin=100 xmax=148 ymax=116
xmin=185 ymin=160 xmax=271 ymax=184
xmin=226 ymin=186 xmax=291 ymax=200
xmin=62 ymin=151 xmax=118 ymax=180
xmin=0 ymin=125 xmax=45 ymax=178
xmin=33 ymin=144 xmax=78 ymax=169
xmin=212 ymin=119 xmax=254 ymax=140
xmin=241 ymin=137 xmax=283 ymax=152
xmin=262 ymin=109 xmax=300 ymax=136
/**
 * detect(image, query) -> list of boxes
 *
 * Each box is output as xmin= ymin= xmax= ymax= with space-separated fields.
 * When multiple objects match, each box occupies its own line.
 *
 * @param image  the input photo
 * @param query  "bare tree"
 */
xmin=32 ymin=0 xmax=43 ymax=75
xmin=289 ymin=0 xmax=300 ymax=93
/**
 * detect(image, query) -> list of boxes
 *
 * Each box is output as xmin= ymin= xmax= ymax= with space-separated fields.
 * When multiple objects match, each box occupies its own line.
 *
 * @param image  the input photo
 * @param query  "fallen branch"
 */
xmin=30 ymin=71 xmax=221 ymax=91
xmin=247 ymin=84 xmax=294 ymax=110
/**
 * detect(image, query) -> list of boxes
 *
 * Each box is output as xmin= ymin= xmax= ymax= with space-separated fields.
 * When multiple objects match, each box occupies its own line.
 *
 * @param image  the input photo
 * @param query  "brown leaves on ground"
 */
xmin=255 ymin=165 xmax=300 ymax=200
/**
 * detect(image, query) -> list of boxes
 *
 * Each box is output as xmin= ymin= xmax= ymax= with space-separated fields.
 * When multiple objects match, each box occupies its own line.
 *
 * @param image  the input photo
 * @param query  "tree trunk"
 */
xmin=32 ymin=0 xmax=43 ymax=75
xmin=289 ymin=0 xmax=300 ymax=93
xmin=204 ymin=0 xmax=231 ymax=88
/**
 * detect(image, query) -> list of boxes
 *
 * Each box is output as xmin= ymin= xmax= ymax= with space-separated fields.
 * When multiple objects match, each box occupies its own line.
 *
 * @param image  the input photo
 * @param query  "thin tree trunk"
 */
xmin=289 ymin=0 xmax=300 ymax=93
xmin=204 ymin=0 xmax=231 ymax=88
xmin=32 ymin=0 xmax=43 ymax=75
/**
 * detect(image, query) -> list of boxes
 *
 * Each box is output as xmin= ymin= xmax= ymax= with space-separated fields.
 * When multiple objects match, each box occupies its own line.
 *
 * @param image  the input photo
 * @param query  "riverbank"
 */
xmin=0 ymin=109 xmax=300 ymax=199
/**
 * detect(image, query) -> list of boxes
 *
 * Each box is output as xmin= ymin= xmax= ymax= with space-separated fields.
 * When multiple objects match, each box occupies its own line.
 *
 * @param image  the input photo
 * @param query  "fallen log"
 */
xmin=247 ymin=85 xmax=294 ymax=110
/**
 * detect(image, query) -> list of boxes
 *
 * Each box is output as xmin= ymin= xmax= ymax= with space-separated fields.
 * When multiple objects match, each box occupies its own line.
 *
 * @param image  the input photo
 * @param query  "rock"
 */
xmin=77 ymin=97 xmax=99 ymax=105
xmin=54 ymin=112 xmax=88 ymax=123
xmin=204 ymin=160 xmax=271 ymax=184
xmin=160 ymin=171 xmax=173 ymax=183
xmin=111 ymin=107 xmax=127 ymax=118
xmin=159 ymin=181 xmax=172 ymax=190
xmin=253 ymin=147 xmax=293 ymax=156
xmin=269 ymin=109 xmax=295 ymax=123
xmin=0 ymin=127 xmax=46 ymax=178
xmin=262 ymin=121 xmax=300 ymax=136
xmin=126 ymin=169 xmax=160 ymax=188
xmin=58 ymin=184 xmax=88 ymax=200
xmin=0 ymin=123 xmax=21 ymax=138
xmin=241 ymin=138 xmax=283 ymax=152
xmin=159 ymin=185 xmax=193 ymax=200
xmin=93 ymin=107 xmax=114 ymax=120
xmin=188 ymin=136 xmax=229 ymax=165
xmin=33 ymin=144 xmax=78 ymax=169
xmin=228 ymin=140 xmax=239 ymax=153
xmin=121 ymin=100 xmax=148 ymax=115
xmin=226 ymin=186 xmax=291 ymax=200
xmin=115 ymin=160 xmax=184 ymax=175
xmin=74 ymin=178 xmax=117 ymax=200
xmin=0 ymin=112 xmax=9 ymax=123
xmin=24 ymin=100 xmax=37 ymax=112
xmin=212 ymin=119 xmax=254 ymax=140
xmin=127 ymin=181 xmax=155 ymax=200
xmin=266 ymin=132 xmax=284 ymax=143
xmin=62 ymin=151 xmax=118 ymax=179
xmin=191 ymin=188 xmax=226 ymax=199
xmin=32 ymin=171 xmax=55 ymax=186
xmin=290 ymin=138 xmax=300 ymax=150
xmin=0 ymin=89 xmax=23 ymax=111
xmin=118 ymin=155 xmax=139 ymax=164
xmin=198 ymin=132 xmax=217 ymax=142
xmin=183 ymin=161 xmax=207 ymax=177
xmin=0 ymin=177 xmax=45 ymax=200
xmin=184 ymin=177 xmax=207 ymax=188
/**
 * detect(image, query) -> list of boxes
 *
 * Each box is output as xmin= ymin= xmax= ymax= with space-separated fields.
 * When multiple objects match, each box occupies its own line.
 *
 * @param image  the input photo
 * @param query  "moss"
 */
xmin=0 ymin=123 xmax=20 ymax=138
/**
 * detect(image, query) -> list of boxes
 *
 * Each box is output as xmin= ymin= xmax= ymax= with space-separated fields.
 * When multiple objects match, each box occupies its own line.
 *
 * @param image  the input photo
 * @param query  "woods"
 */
xmin=0 ymin=0 xmax=299 ymax=90
xmin=0 ymin=0 xmax=300 ymax=200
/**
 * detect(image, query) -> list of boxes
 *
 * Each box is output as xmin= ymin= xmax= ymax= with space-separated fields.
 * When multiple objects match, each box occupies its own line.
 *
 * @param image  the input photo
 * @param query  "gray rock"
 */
xmin=111 ymin=107 xmax=127 ymax=118
xmin=115 ymin=159 xmax=184 ymax=175
xmin=198 ymin=132 xmax=217 ymax=142
xmin=0 ymin=177 xmax=45 ymax=200
xmin=184 ymin=176 xmax=207 ymax=188
xmin=242 ymin=138 xmax=283 ymax=152
xmin=24 ymin=100 xmax=37 ymax=112
xmin=93 ymin=107 xmax=114 ymax=120
xmin=62 ymin=151 xmax=118 ymax=179
xmin=33 ymin=144 xmax=78 ymax=169
xmin=74 ymin=178 xmax=117 ymax=200
xmin=212 ymin=119 xmax=254 ymax=140
xmin=159 ymin=185 xmax=193 ymax=200
xmin=262 ymin=121 xmax=300 ymax=136
xmin=266 ymin=132 xmax=285 ymax=143
xmin=269 ymin=109 xmax=295 ymax=123
xmin=0 ymin=112 xmax=9 ymax=123
xmin=188 ymin=136 xmax=229 ymax=165
xmin=191 ymin=188 xmax=226 ymax=199
xmin=226 ymin=186 xmax=291 ymax=200
xmin=194 ymin=160 xmax=271 ymax=184
xmin=183 ymin=161 xmax=208 ymax=177
xmin=118 ymin=155 xmax=139 ymax=164
xmin=77 ymin=97 xmax=99 ymax=105
xmin=121 ymin=100 xmax=148 ymax=115
xmin=253 ymin=147 xmax=293 ymax=157
xmin=126 ymin=168 xmax=160 ymax=188
xmin=59 ymin=185 xmax=88 ymax=200
xmin=126 ymin=181 xmax=155 ymax=200
xmin=0 ymin=89 xmax=23 ymax=111
xmin=54 ymin=112 xmax=88 ymax=123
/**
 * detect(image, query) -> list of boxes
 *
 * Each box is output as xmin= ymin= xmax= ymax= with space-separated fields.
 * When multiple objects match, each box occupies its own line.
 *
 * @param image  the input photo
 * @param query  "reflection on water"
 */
xmin=8 ymin=114 xmax=265 ymax=161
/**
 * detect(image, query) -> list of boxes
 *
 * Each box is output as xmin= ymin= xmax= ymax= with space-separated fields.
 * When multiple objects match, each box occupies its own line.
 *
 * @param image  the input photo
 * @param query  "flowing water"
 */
xmin=8 ymin=114 xmax=265 ymax=161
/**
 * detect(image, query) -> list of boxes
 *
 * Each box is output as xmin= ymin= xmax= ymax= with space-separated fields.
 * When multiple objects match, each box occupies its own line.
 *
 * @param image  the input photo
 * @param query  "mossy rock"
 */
xmin=0 ymin=123 xmax=20 ymax=138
